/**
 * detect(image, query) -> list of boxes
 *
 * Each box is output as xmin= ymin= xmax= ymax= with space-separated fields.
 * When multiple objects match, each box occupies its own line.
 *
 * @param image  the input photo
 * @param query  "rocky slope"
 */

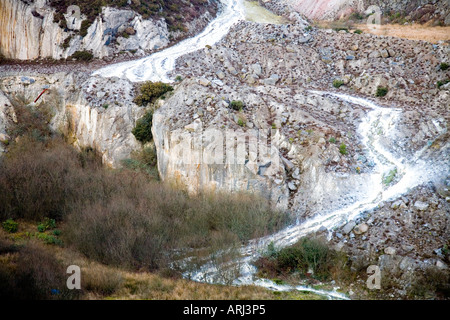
xmin=0 ymin=0 xmax=218 ymax=61
xmin=152 ymin=21 xmax=449 ymax=215
xmin=262 ymin=0 xmax=450 ymax=25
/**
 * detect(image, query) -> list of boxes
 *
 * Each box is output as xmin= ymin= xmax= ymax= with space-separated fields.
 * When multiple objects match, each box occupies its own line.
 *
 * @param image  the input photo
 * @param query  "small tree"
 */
xmin=134 ymin=81 xmax=173 ymax=106
xmin=132 ymin=111 xmax=153 ymax=143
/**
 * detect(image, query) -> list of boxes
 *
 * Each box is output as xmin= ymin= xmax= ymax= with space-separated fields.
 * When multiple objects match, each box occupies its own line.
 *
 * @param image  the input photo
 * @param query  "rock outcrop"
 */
xmin=0 ymin=0 xmax=216 ymax=61
xmin=0 ymin=73 xmax=143 ymax=167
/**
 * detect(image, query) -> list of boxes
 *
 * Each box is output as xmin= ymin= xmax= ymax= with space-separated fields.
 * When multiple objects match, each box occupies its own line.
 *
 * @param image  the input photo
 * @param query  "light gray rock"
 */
xmin=414 ymin=201 xmax=429 ymax=211
xmin=384 ymin=247 xmax=396 ymax=255
xmin=342 ymin=221 xmax=356 ymax=235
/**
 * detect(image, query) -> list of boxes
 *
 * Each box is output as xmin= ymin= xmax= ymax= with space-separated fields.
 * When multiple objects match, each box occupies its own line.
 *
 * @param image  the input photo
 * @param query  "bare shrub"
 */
xmin=0 ymin=240 xmax=79 ymax=299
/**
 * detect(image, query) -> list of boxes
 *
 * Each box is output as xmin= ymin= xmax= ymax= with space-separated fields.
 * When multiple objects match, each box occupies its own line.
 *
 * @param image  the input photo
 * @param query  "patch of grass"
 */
xmin=2 ymin=219 xmax=18 ymax=233
xmin=329 ymin=137 xmax=336 ymax=144
xmin=237 ymin=117 xmax=246 ymax=127
xmin=383 ymin=168 xmax=397 ymax=185
xmin=230 ymin=100 xmax=245 ymax=111
xmin=37 ymin=218 xmax=56 ymax=233
xmin=354 ymin=29 xmax=363 ymax=34
xmin=339 ymin=143 xmax=348 ymax=155
xmin=333 ymin=79 xmax=344 ymax=88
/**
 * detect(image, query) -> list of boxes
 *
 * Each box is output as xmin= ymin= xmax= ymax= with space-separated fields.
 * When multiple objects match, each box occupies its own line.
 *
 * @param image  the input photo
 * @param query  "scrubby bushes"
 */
xmin=2 ymin=219 xmax=18 ymax=233
xmin=133 ymin=81 xmax=173 ymax=106
xmin=333 ymin=79 xmax=344 ymax=88
xmin=230 ymin=100 xmax=245 ymax=111
xmin=69 ymin=50 xmax=93 ymax=61
xmin=64 ymin=188 xmax=289 ymax=271
xmin=339 ymin=143 xmax=348 ymax=155
xmin=255 ymin=237 xmax=336 ymax=281
xmin=437 ymin=79 xmax=449 ymax=88
xmin=132 ymin=111 xmax=153 ymax=143
xmin=439 ymin=63 xmax=449 ymax=71
xmin=376 ymin=86 xmax=388 ymax=97
xmin=0 ymin=239 xmax=78 ymax=299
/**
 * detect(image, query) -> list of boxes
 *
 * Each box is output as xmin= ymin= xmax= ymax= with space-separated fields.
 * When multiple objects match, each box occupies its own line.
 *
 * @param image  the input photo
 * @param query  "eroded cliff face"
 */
xmin=151 ymin=78 xmax=376 ymax=214
xmin=0 ymin=73 xmax=143 ymax=167
xmin=0 ymin=0 xmax=170 ymax=60
xmin=0 ymin=0 xmax=65 ymax=60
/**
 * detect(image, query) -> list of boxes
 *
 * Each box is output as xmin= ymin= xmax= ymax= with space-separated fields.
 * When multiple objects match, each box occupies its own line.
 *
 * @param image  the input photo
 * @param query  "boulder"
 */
xmin=353 ymin=223 xmax=369 ymax=235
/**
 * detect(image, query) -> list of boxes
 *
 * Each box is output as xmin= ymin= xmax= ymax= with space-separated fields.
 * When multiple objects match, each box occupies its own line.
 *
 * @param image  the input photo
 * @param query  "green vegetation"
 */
xmin=79 ymin=20 xmax=91 ymax=37
xmin=437 ymin=79 xmax=450 ymax=88
xmin=69 ymin=50 xmax=93 ymax=61
xmin=383 ymin=168 xmax=397 ymax=185
xmin=230 ymin=100 xmax=245 ymax=111
xmin=175 ymin=75 xmax=183 ymax=82
xmin=0 ymin=98 xmax=290 ymax=277
xmin=333 ymin=79 xmax=344 ymax=88
xmin=255 ymin=238 xmax=337 ymax=281
xmin=133 ymin=81 xmax=173 ymax=106
xmin=334 ymin=27 xmax=349 ymax=33
xmin=237 ymin=117 xmax=246 ymax=127
xmin=2 ymin=219 xmax=18 ymax=233
xmin=37 ymin=218 xmax=56 ymax=233
xmin=376 ymin=86 xmax=389 ymax=97
xmin=61 ymin=35 xmax=73 ymax=49
xmin=305 ymin=26 xmax=313 ymax=32
xmin=339 ymin=143 xmax=348 ymax=155
xmin=354 ymin=29 xmax=363 ymax=34
xmin=132 ymin=111 xmax=153 ymax=143
xmin=49 ymin=0 xmax=213 ymax=37
xmin=408 ymin=266 xmax=450 ymax=298
xmin=329 ymin=137 xmax=336 ymax=144
xmin=439 ymin=63 xmax=449 ymax=71
xmin=122 ymin=145 xmax=159 ymax=180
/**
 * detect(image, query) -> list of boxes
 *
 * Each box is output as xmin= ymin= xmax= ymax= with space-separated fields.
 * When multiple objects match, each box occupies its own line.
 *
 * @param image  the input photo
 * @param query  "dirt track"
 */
xmin=354 ymin=23 xmax=450 ymax=43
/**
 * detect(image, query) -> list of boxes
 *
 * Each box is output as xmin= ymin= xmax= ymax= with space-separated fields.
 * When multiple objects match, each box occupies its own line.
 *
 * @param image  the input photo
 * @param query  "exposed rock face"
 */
xmin=0 ymin=0 xmax=66 ymax=60
xmin=0 ymin=73 xmax=143 ymax=167
xmin=0 ymin=0 xmax=170 ymax=60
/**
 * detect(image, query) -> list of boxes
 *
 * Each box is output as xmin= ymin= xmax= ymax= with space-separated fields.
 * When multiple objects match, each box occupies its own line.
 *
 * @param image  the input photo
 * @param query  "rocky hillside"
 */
xmin=0 ymin=0 xmax=218 ymax=60
xmin=262 ymin=0 xmax=450 ymax=25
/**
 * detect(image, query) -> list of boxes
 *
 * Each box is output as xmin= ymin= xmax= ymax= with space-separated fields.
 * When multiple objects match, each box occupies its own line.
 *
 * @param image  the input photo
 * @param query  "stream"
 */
xmin=92 ymin=0 xmax=443 ymax=300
